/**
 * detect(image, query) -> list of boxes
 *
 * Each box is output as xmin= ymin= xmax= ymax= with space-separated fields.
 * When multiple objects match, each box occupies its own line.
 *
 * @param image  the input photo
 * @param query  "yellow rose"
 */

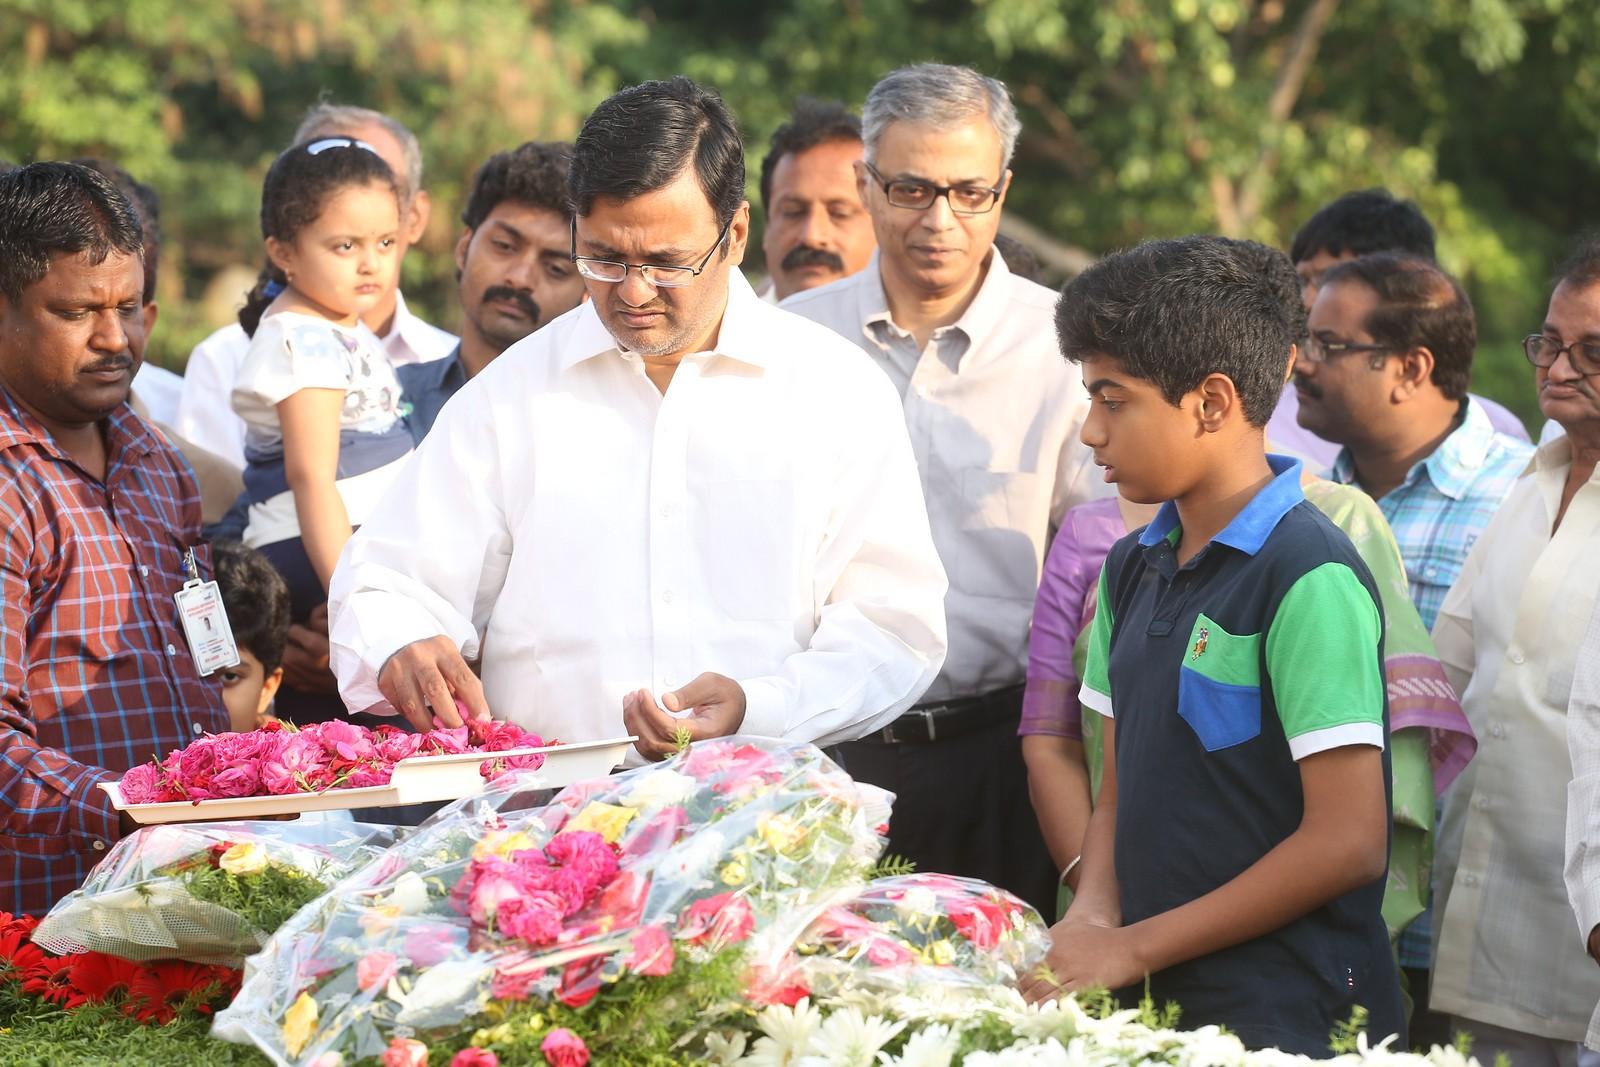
xmin=757 ymin=813 xmax=809 ymax=853
xmin=720 ymin=860 xmax=749 ymax=886
xmin=566 ymin=802 xmax=637 ymax=844
xmin=218 ymin=842 xmax=269 ymax=877
xmin=358 ymin=904 xmax=403 ymax=937
xmin=282 ymin=991 xmax=319 ymax=1056
xmin=471 ymin=830 xmax=536 ymax=863
xmin=928 ymin=939 xmax=956 ymax=966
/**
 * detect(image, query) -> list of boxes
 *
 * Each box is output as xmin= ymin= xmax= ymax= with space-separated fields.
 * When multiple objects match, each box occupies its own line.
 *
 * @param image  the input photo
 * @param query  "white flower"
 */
xmin=388 ymin=871 xmax=431 ymax=915
xmin=798 ymin=1007 xmax=904 ymax=1067
xmin=660 ymin=828 xmax=727 ymax=886
xmin=882 ymin=1023 xmax=956 ymax=1067
xmin=703 ymin=1030 xmax=748 ymax=1065
xmin=393 ymin=957 xmax=486 ymax=1028
xmin=894 ymin=886 xmax=939 ymax=922
xmin=623 ymin=769 xmax=698 ymax=811
xmin=757 ymin=997 xmax=823 ymax=1053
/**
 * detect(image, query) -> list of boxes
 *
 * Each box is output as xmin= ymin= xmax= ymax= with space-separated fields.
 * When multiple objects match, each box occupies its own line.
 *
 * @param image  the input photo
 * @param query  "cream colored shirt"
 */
xmin=781 ymin=249 xmax=1102 ymax=703
xmin=328 ymin=271 xmax=949 ymax=750
xmin=1567 ymin=575 xmax=1600 ymax=1049
xmin=1432 ymin=436 xmax=1600 ymax=1040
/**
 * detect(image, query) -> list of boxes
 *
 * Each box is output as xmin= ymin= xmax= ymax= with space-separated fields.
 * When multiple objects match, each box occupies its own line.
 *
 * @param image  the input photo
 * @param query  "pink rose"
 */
xmin=404 ymin=924 xmax=463 ymax=968
xmin=261 ymin=735 xmax=329 ymax=795
xmin=375 ymin=730 xmax=423 ymax=764
xmin=489 ymin=962 xmax=545 ymax=1002
xmin=343 ymin=764 xmax=393 ymax=789
xmin=466 ymin=859 xmax=528 ymax=925
xmin=209 ymin=762 xmax=262 ymax=798
xmin=309 ymin=720 xmax=376 ymax=762
xmin=678 ymin=892 xmax=755 ymax=948
xmin=496 ymin=892 xmax=567 ymax=946
xmin=540 ymin=1028 xmax=589 ymax=1067
xmin=118 ymin=762 xmax=166 ymax=804
xmin=450 ymin=1050 xmax=499 ymax=1067
xmin=555 ymin=957 xmax=604 ymax=1008
xmin=356 ymin=951 xmax=398 ymax=992
xmin=381 ymin=1037 xmax=429 ymax=1067
xmin=546 ymin=832 xmax=618 ymax=889
xmin=625 ymin=924 xmax=674 ymax=977
xmin=418 ymin=724 xmax=470 ymax=755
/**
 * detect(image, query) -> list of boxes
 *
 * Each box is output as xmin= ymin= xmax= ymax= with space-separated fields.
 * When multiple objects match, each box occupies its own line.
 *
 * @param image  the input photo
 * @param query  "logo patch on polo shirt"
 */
xmin=1177 ymin=613 xmax=1262 ymax=751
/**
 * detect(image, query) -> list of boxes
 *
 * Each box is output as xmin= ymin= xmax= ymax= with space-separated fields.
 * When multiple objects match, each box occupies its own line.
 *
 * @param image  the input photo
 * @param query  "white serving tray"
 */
xmin=100 ymin=736 xmax=635 ymax=824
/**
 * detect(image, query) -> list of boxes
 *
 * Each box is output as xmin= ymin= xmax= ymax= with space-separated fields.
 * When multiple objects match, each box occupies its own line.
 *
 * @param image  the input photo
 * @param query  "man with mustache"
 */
xmin=758 ymin=98 xmax=877 ymax=301
xmin=327 ymin=77 xmax=948 ymax=763
xmin=1430 ymin=238 xmax=1600 ymax=1067
xmin=0 ymin=163 xmax=231 ymax=915
xmin=396 ymin=142 xmax=586 ymax=441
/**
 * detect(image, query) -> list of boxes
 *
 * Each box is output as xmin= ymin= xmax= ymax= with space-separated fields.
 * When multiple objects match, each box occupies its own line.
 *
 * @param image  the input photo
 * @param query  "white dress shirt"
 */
xmin=328 ymin=270 xmax=949 ymax=750
xmin=780 ymin=248 xmax=1103 ymax=703
xmin=1567 ymin=597 xmax=1600 ymax=1049
xmin=1431 ymin=436 xmax=1600 ymax=1041
xmin=129 ymin=363 xmax=184 ymax=427
xmin=176 ymin=292 xmax=456 ymax=470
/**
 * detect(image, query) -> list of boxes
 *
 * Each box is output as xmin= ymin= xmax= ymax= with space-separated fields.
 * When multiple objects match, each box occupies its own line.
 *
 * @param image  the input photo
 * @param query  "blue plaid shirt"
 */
xmin=1331 ymin=398 xmax=1533 ymax=633
xmin=0 ymin=388 xmax=230 ymax=916
xmin=1330 ymin=396 xmax=1532 ymax=967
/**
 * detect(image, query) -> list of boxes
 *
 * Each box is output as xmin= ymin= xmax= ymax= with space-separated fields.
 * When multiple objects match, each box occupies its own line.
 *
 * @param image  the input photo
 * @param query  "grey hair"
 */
xmin=862 ymin=63 xmax=1022 ymax=172
xmin=293 ymin=103 xmax=423 ymax=200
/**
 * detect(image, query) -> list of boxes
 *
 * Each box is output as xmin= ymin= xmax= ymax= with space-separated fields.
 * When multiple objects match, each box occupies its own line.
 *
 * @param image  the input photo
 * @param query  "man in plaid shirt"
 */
xmin=0 ymin=162 xmax=230 ymax=916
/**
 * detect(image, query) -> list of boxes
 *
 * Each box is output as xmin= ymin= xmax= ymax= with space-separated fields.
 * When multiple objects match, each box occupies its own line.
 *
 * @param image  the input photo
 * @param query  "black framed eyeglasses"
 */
xmin=304 ymin=136 xmax=378 ymax=156
xmin=1303 ymin=334 xmax=1393 ymax=364
xmin=1523 ymin=333 xmax=1600 ymax=377
xmin=569 ymin=218 xmax=733 ymax=289
xmin=862 ymin=162 xmax=1005 ymax=216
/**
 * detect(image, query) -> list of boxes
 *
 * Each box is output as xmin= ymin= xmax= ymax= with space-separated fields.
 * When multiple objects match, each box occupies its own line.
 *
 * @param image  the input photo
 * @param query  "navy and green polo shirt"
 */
xmin=1079 ymin=455 xmax=1404 ymax=1056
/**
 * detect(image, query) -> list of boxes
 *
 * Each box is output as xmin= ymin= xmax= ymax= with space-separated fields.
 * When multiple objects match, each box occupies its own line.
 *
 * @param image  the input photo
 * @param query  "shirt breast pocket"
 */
xmin=1176 ymin=613 xmax=1262 ymax=752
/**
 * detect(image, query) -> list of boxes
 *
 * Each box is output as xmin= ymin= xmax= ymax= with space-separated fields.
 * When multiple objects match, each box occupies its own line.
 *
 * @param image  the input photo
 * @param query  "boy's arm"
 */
xmin=1024 ymin=560 xmax=1388 ymax=997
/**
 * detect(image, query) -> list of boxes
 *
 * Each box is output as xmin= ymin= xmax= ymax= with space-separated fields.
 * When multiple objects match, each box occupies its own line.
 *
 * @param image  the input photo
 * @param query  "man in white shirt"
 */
xmin=1569 ymin=600 xmax=1600 ymax=1052
xmin=1431 ymin=239 xmax=1600 ymax=1065
xmin=781 ymin=63 xmax=1100 ymax=918
xmin=175 ymin=104 xmax=457 ymax=470
xmin=328 ymin=76 xmax=948 ymax=761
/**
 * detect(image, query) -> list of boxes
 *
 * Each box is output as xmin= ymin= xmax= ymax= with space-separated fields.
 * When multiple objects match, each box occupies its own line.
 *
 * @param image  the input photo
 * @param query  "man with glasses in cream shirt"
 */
xmin=782 ymin=63 xmax=1101 ymax=919
xmin=328 ymin=76 xmax=948 ymax=763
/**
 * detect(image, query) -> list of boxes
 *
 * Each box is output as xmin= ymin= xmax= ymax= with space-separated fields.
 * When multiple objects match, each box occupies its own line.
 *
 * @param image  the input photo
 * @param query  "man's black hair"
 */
xmin=1054 ymin=236 xmax=1288 ymax=427
xmin=569 ymin=76 xmax=744 ymax=232
xmin=1220 ymin=237 xmax=1308 ymax=345
xmin=995 ymin=233 xmax=1046 ymax=285
xmin=74 ymin=158 xmax=161 ymax=305
xmin=0 ymin=162 xmax=143 ymax=303
xmin=758 ymin=97 xmax=862 ymax=214
xmin=1289 ymin=188 xmax=1436 ymax=265
xmin=1553 ymin=232 xmax=1600 ymax=291
xmin=211 ymin=540 xmax=291 ymax=673
xmin=461 ymin=141 xmax=574 ymax=231
xmin=1319 ymin=253 xmax=1476 ymax=401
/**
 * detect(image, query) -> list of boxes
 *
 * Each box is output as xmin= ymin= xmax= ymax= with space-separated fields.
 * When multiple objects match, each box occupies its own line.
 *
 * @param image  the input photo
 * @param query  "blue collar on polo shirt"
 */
xmin=1138 ymin=453 xmax=1306 ymax=557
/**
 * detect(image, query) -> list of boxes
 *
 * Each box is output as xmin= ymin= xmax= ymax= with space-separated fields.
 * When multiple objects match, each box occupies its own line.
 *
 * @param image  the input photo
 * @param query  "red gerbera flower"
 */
xmin=21 ymin=954 xmax=81 ymax=1007
xmin=0 ymin=921 xmax=46 ymax=979
xmin=69 ymin=952 xmax=144 ymax=1005
xmin=125 ymin=960 xmax=241 ymax=1023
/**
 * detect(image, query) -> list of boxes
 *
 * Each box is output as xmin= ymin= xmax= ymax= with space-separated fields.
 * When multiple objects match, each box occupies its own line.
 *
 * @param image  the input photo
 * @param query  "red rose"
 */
xmin=540 ymin=1028 xmax=590 ymax=1067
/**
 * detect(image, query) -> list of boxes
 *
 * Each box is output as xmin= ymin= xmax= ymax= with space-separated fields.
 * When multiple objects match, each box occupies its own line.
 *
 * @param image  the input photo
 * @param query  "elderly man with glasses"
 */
xmin=1429 ymin=239 xmax=1600 ymax=1066
xmin=782 ymin=63 xmax=1102 ymax=920
xmin=326 ymin=76 xmax=949 ymax=765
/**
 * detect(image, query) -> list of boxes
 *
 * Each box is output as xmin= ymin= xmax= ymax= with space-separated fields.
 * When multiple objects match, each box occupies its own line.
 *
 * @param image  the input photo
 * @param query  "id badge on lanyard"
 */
xmin=173 ymin=547 xmax=241 ymax=677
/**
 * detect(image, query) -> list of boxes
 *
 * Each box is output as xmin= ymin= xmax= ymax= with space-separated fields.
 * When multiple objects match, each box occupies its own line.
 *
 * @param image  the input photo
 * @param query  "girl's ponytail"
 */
xmin=238 ymin=261 xmax=286 ymax=337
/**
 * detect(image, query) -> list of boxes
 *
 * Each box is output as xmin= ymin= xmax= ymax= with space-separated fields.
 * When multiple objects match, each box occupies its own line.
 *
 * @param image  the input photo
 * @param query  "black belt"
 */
xmin=860 ymin=684 xmax=1024 ymax=744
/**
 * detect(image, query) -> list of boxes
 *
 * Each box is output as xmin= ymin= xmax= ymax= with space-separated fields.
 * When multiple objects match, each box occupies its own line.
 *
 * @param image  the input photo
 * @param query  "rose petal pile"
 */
xmin=452 ymin=830 xmax=619 ymax=948
xmin=118 ymin=718 xmax=548 ymax=804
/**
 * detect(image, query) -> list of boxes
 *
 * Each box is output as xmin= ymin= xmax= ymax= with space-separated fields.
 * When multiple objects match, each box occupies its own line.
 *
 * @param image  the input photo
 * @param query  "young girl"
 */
xmin=231 ymin=138 xmax=413 ymax=722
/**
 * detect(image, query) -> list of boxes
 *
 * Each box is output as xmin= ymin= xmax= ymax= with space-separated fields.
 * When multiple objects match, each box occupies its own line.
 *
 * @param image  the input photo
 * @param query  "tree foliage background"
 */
xmin=4 ymin=0 xmax=1597 ymax=425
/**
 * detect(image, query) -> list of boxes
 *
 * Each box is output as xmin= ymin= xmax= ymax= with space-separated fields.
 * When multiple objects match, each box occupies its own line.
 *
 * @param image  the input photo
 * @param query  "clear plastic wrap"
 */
xmin=33 ymin=820 xmax=396 ymax=966
xmin=750 ymin=872 xmax=1050 ymax=1003
xmin=211 ymin=737 xmax=893 ymax=1066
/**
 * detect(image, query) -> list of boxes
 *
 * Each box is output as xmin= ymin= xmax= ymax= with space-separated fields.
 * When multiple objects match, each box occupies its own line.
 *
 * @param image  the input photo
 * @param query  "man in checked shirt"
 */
xmin=0 ymin=162 xmax=231 ymax=915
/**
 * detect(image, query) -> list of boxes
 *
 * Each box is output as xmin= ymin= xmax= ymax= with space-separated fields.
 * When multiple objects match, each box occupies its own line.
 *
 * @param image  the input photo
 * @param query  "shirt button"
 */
xmin=192 ymin=722 xmax=205 ymax=735
xmin=661 ymin=590 xmax=674 ymax=604
xmin=1489 ymin=722 xmax=1504 ymax=739
xmin=658 ymin=503 xmax=673 ymax=518
xmin=138 ymin=565 xmax=149 ymax=578
xmin=92 ymin=840 xmax=106 ymax=851
xmin=1509 ymin=649 xmax=1525 ymax=665
xmin=1473 ymin=795 xmax=1490 ymax=810
xmin=1462 ymin=873 xmax=1479 ymax=888
xmin=166 ymin=644 xmax=177 ymax=656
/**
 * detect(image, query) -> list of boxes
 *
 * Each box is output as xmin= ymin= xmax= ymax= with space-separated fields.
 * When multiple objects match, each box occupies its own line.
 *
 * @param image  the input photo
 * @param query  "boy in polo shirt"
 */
xmin=1019 ymin=237 xmax=1404 ymax=1055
